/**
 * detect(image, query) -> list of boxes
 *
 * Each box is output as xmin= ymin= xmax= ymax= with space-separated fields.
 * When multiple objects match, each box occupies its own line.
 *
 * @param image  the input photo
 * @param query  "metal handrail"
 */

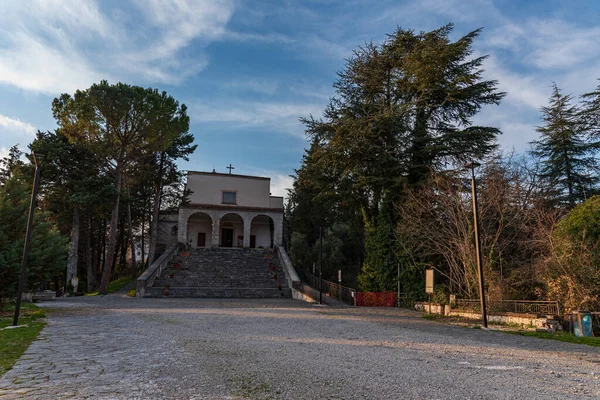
xmin=136 ymin=243 xmax=178 ymax=297
xmin=300 ymin=269 xmax=356 ymax=306
xmin=454 ymin=298 xmax=560 ymax=315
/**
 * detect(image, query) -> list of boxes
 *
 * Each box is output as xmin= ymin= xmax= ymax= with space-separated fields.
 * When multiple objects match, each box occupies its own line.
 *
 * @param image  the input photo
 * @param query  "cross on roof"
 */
xmin=226 ymin=164 xmax=235 ymax=174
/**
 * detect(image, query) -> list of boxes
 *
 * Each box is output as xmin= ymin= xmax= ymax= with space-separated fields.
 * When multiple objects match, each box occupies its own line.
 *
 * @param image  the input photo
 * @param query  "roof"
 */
xmin=187 ymin=170 xmax=270 ymax=181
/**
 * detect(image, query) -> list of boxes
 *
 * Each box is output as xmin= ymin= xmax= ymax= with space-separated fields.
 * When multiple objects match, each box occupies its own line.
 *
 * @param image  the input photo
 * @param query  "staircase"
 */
xmin=146 ymin=248 xmax=292 ymax=298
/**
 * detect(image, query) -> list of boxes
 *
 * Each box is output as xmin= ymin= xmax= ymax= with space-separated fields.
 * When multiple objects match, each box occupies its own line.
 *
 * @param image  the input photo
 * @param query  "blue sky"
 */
xmin=1 ymin=0 xmax=599 ymax=196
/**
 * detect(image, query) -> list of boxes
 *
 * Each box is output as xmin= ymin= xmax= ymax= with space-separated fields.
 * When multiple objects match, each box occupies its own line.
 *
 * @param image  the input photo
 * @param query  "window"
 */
xmin=222 ymin=191 xmax=237 ymax=204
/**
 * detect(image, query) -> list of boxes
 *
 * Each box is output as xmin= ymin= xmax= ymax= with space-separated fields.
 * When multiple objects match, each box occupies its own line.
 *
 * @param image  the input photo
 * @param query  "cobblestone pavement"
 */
xmin=1 ymin=296 xmax=600 ymax=399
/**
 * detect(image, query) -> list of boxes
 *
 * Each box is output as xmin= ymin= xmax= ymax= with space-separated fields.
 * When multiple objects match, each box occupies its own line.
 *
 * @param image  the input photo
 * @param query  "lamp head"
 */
xmin=463 ymin=161 xmax=481 ymax=170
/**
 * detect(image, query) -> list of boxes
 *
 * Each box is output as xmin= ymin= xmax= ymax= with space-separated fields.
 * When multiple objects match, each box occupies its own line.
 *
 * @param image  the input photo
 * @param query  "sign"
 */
xmin=425 ymin=269 xmax=434 ymax=294
xmin=338 ymin=269 xmax=342 ymax=283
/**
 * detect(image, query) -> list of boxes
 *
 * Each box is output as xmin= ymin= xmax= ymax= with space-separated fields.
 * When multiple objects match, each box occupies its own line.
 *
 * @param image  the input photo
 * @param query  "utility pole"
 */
xmin=465 ymin=162 xmax=488 ymax=328
xmin=13 ymin=153 xmax=41 ymax=326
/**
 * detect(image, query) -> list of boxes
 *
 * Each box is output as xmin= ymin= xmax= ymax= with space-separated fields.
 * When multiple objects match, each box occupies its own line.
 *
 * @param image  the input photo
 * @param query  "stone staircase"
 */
xmin=146 ymin=248 xmax=291 ymax=298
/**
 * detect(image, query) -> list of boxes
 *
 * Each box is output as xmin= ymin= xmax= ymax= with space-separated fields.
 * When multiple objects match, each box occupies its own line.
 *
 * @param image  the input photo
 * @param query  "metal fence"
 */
xmin=455 ymin=299 xmax=560 ymax=316
xmin=300 ymin=269 xmax=356 ymax=306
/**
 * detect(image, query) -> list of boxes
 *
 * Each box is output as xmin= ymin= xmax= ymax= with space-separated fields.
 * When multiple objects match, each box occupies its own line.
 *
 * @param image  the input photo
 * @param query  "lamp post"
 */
xmin=464 ymin=161 xmax=488 ymax=328
xmin=319 ymin=226 xmax=323 ymax=305
xmin=13 ymin=152 xmax=42 ymax=326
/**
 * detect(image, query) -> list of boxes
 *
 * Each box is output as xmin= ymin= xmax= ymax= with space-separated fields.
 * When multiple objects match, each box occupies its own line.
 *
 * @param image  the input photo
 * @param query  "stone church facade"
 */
xmin=157 ymin=171 xmax=284 ymax=251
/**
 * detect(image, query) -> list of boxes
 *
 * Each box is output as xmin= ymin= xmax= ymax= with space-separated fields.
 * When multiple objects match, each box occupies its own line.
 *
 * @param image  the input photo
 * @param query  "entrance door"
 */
xmin=250 ymin=235 xmax=256 ymax=248
xmin=197 ymin=232 xmax=206 ymax=247
xmin=221 ymin=228 xmax=234 ymax=247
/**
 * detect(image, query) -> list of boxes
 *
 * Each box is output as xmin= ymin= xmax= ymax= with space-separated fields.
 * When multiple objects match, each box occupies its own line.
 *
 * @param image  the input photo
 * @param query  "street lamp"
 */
xmin=464 ymin=161 xmax=488 ymax=328
xmin=319 ymin=226 xmax=323 ymax=305
xmin=13 ymin=152 xmax=42 ymax=326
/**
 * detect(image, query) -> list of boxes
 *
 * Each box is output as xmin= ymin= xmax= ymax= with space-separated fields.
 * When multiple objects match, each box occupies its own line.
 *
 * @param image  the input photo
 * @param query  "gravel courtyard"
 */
xmin=1 ymin=296 xmax=599 ymax=399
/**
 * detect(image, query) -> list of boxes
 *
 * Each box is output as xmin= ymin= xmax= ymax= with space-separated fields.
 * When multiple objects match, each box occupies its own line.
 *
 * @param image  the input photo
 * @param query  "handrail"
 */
xmin=276 ymin=246 xmax=300 ymax=289
xmin=136 ymin=243 xmax=178 ymax=297
xmin=299 ymin=269 xmax=356 ymax=306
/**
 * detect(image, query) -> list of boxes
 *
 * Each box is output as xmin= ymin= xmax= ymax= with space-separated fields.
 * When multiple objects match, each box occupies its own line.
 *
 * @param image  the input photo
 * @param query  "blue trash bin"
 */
xmin=573 ymin=311 xmax=593 ymax=337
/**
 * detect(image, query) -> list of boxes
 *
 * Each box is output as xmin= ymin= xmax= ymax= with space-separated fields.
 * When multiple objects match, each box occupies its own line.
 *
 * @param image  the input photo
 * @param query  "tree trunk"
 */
xmin=99 ymin=160 xmax=124 ymax=294
xmin=140 ymin=210 xmax=145 ymax=269
xmin=126 ymin=185 xmax=137 ymax=280
xmin=147 ymin=153 xmax=165 ymax=266
xmin=66 ymin=207 xmax=80 ymax=286
xmin=85 ymin=213 xmax=96 ymax=292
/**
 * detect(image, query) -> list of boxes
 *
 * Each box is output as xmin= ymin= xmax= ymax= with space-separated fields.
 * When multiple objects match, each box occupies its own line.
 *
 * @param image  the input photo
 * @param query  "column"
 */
xmin=243 ymin=215 xmax=252 ymax=248
xmin=212 ymin=214 xmax=220 ymax=248
xmin=178 ymin=209 xmax=188 ymax=245
xmin=273 ymin=214 xmax=283 ymax=247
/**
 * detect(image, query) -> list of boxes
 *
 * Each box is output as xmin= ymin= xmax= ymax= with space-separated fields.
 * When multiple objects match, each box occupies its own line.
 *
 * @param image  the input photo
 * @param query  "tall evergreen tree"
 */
xmin=531 ymin=84 xmax=597 ymax=207
xmin=294 ymin=24 xmax=504 ymax=290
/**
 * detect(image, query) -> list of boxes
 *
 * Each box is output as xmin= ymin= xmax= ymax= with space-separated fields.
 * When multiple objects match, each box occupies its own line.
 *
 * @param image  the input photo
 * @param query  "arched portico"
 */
xmin=178 ymin=206 xmax=283 ymax=248
xmin=186 ymin=212 xmax=213 ymax=248
xmin=250 ymin=215 xmax=274 ymax=248
xmin=219 ymin=213 xmax=244 ymax=247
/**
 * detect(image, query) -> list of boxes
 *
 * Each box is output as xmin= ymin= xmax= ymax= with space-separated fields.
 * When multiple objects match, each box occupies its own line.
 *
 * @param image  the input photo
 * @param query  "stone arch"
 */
xmin=250 ymin=214 xmax=274 ymax=248
xmin=187 ymin=211 xmax=213 ymax=248
xmin=219 ymin=213 xmax=244 ymax=247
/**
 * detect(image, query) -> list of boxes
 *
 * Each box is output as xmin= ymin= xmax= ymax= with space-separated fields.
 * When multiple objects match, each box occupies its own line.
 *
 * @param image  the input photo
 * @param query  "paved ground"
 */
xmin=1 ymin=296 xmax=600 ymax=399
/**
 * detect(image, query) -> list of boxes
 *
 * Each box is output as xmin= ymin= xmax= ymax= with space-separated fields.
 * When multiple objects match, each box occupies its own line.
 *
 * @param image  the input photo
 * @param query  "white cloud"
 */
xmin=487 ymin=19 xmax=600 ymax=70
xmin=0 ymin=147 xmax=9 ymax=160
xmin=222 ymin=79 xmax=280 ymax=95
xmin=0 ymin=0 xmax=235 ymax=94
xmin=481 ymin=55 xmax=548 ymax=110
xmin=193 ymin=100 xmax=326 ymax=137
xmin=0 ymin=114 xmax=36 ymax=136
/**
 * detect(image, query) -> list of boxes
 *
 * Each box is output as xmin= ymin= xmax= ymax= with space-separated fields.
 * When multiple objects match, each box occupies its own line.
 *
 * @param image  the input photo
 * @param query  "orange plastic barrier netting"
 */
xmin=355 ymin=291 xmax=396 ymax=307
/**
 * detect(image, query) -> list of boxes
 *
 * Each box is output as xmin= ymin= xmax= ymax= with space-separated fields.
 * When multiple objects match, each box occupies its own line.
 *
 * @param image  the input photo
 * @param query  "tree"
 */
xmin=293 ymin=24 xmax=504 ymax=290
xmin=531 ymin=84 xmax=597 ymax=207
xmin=52 ymin=81 xmax=190 ymax=294
xmin=0 ymin=155 xmax=67 ymax=302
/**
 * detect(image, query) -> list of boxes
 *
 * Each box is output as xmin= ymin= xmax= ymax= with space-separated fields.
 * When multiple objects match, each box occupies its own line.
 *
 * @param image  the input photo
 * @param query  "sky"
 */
xmin=1 ymin=0 xmax=600 ymax=197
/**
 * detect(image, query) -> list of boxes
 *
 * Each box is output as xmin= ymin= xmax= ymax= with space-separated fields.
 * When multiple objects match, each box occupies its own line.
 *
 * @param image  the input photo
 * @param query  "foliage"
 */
xmin=289 ymin=24 xmax=504 ymax=292
xmin=52 ymin=80 xmax=191 ymax=294
xmin=0 ymin=303 xmax=46 ymax=377
xmin=507 ymin=330 xmax=600 ymax=348
xmin=531 ymin=84 xmax=597 ymax=207
xmin=0 ymin=167 xmax=67 ymax=299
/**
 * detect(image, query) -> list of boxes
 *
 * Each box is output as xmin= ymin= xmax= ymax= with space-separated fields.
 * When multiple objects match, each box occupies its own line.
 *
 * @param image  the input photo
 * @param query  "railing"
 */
xmin=136 ymin=243 xmax=178 ymax=297
xmin=455 ymin=299 xmax=560 ymax=316
xmin=301 ymin=270 xmax=356 ymax=306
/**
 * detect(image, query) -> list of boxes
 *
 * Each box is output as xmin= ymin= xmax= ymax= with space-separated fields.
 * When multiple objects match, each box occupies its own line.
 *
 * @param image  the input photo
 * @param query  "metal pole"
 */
xmin=13 ymin=159 xmax=41 ymax=326
xmin=470 ymin=165 xmax=488 ymax=328
xmin=319 ymin=226 xmax=323 ymax=305
xmin=397 ymin=262 xmax=400 ymax=308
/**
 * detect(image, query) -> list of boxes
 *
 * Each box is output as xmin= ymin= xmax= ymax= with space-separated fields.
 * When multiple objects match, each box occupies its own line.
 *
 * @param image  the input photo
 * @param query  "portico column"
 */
xmin=273 ymin=214 xmax=283 ymax=247
xmin=212 ymin=215 xmax=220 ymax=248
xmin=178 ymin=209 xmax=188 ymax=245
xmin=243 ymin=216 xmax=252 ymax=248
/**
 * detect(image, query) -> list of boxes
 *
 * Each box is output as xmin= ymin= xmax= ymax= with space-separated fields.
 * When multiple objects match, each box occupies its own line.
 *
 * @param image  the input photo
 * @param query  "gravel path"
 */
xmin=1 ymin=296 xmax=599 ymax=399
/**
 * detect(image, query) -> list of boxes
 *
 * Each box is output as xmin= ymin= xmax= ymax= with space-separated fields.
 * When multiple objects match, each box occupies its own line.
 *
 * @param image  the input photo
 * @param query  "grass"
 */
xmin=507 ymin=330 xmax=600 ymax=347
xmin=85 ymin=276 xmax=134 ymax=296
xmin=0 ymin=303 xmax=46 ymax=377
xmin=422 ymin=313 xmax=600 ymax=347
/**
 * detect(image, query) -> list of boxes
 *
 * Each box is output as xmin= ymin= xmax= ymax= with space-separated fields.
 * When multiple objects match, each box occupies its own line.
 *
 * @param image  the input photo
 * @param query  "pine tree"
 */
xmin=531 ymin=84 xmax=597 ymax=207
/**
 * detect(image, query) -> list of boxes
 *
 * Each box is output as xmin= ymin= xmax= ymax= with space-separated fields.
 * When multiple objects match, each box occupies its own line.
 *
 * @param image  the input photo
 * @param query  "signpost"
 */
xmin=425 ymin=269 xmax=434 ymax=314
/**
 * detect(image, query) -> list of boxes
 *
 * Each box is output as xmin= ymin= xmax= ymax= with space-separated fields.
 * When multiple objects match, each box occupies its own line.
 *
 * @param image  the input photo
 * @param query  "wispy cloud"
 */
xmin=193 ymin=100 xmax=325 ymax=138
xmin=0 ymin=114 xmax=36 ymax=136
xmin=0 ymin=147 xmax=10 ymax=160
xmin=0 ymin=0 xmax=235 ymax=94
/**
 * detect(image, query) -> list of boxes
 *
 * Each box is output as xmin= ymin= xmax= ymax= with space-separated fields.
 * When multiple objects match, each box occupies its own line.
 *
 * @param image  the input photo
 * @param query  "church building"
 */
xmin=157 ymin=170 xmax=284 ymax=251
